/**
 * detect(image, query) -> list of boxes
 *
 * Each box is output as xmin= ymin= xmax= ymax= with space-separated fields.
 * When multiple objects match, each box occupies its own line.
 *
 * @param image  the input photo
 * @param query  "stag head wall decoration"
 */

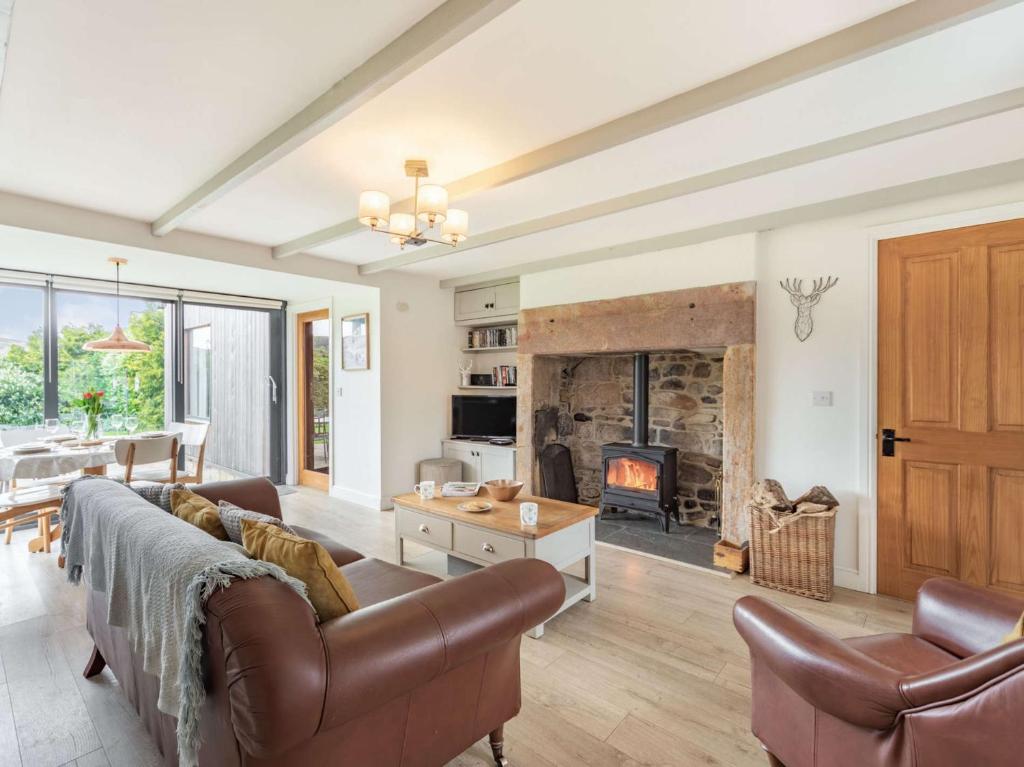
xmin=779 ymin=276 xmax=838 ymax=342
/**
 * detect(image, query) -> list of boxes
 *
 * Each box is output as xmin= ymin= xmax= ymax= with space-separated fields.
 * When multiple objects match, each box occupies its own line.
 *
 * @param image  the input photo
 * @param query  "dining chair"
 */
xmin=166 ymin=421 xmax=210 ymax=483
xmin=1 ymin=485 xmax=63 ymax=550
xmin=113 ymin=435 xmax=179 ymax=484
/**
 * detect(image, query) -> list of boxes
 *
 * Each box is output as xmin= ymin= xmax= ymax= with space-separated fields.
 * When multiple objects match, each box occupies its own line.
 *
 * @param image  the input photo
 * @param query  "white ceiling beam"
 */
xmin=0 ymin=190 xmax=362 ymax=284
xmin=150 ymin=0 xmax=520 ymax=237
xmin=359 ymin=87 xmax=1024 ymax=274
xmin=437 ymin=157 xmax=1024 ymax=288
xmin=275 ymin=0 xmax=1019 ymax=260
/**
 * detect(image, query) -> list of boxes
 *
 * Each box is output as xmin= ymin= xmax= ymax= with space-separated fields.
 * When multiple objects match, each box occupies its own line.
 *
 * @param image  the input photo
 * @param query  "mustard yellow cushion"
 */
xmin=1005 ymin=613 xmax=1024 ymax=643
xmin=241 ymin=519 xmax=359 ymax=622
xmin=171 ymin=488 xmax=229 ymax=540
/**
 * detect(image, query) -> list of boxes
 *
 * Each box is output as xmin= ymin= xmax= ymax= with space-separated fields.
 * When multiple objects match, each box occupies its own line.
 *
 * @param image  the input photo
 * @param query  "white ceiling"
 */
xmin=0 ymin=0 xmax=1022 ymax=286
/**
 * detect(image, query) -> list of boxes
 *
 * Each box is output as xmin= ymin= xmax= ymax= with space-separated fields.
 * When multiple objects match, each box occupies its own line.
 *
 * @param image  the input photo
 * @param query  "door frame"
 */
xmin=295 ymin=308 xmax=331 ymax=491
xmin=866 ymin=198 xmax=1024 ymax=595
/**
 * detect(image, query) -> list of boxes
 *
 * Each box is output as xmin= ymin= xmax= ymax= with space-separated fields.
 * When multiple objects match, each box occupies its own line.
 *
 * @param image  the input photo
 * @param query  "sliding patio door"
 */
xmin=181 ymin=303 xmax=284 ymax=482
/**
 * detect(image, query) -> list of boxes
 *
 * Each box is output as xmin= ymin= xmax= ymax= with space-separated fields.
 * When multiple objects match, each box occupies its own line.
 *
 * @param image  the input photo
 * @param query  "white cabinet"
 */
xmin=454 ymin=281 xmax=519 ymax=325
xmin=442 ymin=440 xmax=516 ymax=483
xmin=480 ymin=446 xmax=515 ymax=482
xmin=442 ymin=441 xmax=481 ymax=483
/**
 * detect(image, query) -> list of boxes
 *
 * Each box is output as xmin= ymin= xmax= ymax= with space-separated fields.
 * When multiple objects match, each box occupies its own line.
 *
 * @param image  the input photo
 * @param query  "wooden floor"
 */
xmin=0 ymin=487 xmax=913 ymax=767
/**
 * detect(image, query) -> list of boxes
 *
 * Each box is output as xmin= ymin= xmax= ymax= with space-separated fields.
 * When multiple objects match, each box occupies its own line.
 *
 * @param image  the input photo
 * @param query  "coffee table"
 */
xmin=392 ymin=492 xmax=597 ymax=638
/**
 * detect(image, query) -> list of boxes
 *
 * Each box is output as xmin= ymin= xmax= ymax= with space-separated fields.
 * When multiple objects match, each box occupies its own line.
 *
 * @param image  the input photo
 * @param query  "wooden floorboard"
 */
xmin=0 ymin=486 xmax=913 ymax=766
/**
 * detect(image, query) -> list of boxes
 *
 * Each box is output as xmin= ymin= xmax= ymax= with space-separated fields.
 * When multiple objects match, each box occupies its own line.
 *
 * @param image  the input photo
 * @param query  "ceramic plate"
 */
xmin=457 ymin=500 xmax=493 ymax=513
xmin=12 ymin=444 xmax=51 ymax=454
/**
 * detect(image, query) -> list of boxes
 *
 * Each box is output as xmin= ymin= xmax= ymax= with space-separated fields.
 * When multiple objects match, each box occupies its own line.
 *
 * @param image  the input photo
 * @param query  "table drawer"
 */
xmin=454 ymin=524 xmax=525 ymax=564
xmin=398 ymin=508 xmax=452 ymax=550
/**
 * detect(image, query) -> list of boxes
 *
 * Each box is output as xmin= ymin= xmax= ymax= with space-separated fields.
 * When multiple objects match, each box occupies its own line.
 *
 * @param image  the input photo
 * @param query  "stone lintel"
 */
xmin=518 ymin=282 xmax=755 ymax=356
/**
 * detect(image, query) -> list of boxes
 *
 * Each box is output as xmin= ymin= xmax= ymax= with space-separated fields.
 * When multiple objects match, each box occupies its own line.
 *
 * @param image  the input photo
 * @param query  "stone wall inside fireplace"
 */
xmin=553 ymin=351 xmax=724 ymax=526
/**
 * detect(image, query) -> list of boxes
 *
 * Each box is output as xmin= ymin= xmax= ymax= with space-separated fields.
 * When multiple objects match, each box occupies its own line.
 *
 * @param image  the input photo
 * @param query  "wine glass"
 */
xmin=108 ymin=414 xmax=125 ymax=434
xmin=125 ymin=416 xmax=139 ymax=435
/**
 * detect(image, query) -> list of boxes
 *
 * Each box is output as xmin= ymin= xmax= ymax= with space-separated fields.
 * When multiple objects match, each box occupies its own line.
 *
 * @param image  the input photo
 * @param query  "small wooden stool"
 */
xmin=0 ymin=485 xmax=63 ymax=554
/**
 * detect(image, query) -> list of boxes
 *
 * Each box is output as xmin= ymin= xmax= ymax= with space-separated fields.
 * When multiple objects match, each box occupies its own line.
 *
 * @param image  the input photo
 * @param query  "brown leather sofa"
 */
xmin=733 ymin=578 xmax=1024 ymax=767
xmin=82 ymin=478 xmax=566 ymax=767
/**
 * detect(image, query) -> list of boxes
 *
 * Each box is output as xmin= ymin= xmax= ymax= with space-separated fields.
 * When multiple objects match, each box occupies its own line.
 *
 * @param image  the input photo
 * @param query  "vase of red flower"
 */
xmin=79 ymin=390 xmax=105 ymax=439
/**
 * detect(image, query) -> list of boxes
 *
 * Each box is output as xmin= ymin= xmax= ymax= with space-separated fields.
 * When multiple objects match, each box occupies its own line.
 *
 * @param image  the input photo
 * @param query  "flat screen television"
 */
xmin=451 ymin=395 xmax=516 ymax=439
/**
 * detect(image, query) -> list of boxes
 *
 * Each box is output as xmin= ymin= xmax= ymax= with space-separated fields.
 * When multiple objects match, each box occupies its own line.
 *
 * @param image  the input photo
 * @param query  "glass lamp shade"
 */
xmin=415 ymin=184 xmax=448 ymax=225
xmin=441 ymin=208 xmax=469 ymax=244
xmin=82 ymin=324 xmax=152 ymax=353
xmin=358 ymin=190 xmax=390 ymax=228
xmin=388 ymin=212 xmax=416 ymax=244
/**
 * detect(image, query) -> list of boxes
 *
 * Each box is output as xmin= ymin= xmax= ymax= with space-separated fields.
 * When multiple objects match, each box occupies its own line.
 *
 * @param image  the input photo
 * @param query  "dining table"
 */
xmin=0 ymin=439 xmax=117 ymax=555
xmin=0 ymin=439 xmax=116 ymax=487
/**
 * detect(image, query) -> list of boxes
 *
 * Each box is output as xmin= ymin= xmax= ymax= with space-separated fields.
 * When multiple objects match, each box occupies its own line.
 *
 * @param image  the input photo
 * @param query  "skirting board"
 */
xmin=329 ymin=485 xmax=385 ymax=510
xmin=835 ymin=565 xmax=868 ymax=593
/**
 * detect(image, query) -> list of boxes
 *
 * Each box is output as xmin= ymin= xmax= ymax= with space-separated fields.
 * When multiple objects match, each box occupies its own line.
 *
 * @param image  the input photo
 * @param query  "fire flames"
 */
xmin=605 ymin=457 xmax=658 ymax=492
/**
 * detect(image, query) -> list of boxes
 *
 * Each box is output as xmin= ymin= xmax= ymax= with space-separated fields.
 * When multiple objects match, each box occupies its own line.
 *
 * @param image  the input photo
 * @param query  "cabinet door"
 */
xmin=480 ymin=447 xmax=516 ymax=482
xmin=442 ymin=442 xmax=481 ymax=483
xmin=454 ymin=287 xmax=496 ymax=322
xmin=492 ymin=282 xmax=519 ymax=316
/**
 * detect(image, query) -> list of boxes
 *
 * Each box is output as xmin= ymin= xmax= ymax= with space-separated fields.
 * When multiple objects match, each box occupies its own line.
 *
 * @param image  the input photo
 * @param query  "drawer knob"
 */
xmin=418 ymin=524 xmax=429 ymax=534
xmin=482 ymin=542 xmax=495 ymax=554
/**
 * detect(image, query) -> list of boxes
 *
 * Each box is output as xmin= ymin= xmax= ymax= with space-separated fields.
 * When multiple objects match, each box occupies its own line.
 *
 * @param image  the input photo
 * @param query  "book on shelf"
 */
xmin=491 ymin=365 xmax=517 ymax=387
xmin=466 ymin=325 xmax=517 ymax=350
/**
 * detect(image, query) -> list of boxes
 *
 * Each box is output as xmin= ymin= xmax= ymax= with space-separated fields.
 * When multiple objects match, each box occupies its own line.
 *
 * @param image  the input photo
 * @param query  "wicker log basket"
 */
xmin=748 ymin=480 xmax=839 ymax=602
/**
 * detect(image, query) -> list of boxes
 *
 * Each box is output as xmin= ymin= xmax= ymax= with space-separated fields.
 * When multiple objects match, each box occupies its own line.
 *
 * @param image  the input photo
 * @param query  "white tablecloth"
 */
xmin=0 ymin=444 xmax=116 ymax=482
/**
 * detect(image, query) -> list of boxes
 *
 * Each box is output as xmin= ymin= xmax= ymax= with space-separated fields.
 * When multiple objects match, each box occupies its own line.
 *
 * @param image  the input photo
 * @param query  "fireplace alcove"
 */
xmin=516 ymin=282 xmax=756 ymax=565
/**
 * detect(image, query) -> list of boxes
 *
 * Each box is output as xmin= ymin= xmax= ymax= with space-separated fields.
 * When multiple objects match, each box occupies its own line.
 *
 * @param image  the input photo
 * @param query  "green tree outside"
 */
xmin=0 ymin=305 xmax=166 ymax=430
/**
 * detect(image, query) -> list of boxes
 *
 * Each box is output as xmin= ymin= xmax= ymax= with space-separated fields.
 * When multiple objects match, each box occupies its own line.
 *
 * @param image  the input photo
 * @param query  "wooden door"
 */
xmin=878 ymin=218 xmax=1024 ymax=600
xmin=296 ymin=309 xmax=330 ymax=491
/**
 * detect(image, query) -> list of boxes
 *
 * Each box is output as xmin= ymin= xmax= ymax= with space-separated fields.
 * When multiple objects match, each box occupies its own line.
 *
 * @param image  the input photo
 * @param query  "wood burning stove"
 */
xmin=599 ymin=353 xmax=680 ymax=532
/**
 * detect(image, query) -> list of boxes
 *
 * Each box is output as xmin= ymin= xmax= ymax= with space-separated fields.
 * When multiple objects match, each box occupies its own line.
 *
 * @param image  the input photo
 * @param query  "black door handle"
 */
xmin=881 ymin=428 xmax=911 ymax=457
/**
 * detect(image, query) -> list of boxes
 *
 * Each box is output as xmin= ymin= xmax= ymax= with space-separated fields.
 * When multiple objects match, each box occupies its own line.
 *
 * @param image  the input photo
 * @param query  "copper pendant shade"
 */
xmin=83 ymin=258 xmax=152 ymax=353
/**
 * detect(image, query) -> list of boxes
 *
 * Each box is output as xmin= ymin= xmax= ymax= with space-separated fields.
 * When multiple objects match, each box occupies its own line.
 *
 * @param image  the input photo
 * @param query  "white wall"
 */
xmin=518 ymin=180 xmax=1024 ymax=592
xmin=286 ymin=272 xmax=460 ymax=510
xmin=520 ymin=234 xmax=757 ymax=309
xmin=365 ymin=271 xmax=461 ymax=505
xmin=285 ymin=285 xmax=383 ymax=508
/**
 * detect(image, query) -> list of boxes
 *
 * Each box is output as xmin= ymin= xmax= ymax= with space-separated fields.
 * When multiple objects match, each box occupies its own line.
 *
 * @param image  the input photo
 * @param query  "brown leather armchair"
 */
xmin=733 ymin=578 xmax=1024 ymax=767
xmin=83 ymin=478 xmax=567 ymax=767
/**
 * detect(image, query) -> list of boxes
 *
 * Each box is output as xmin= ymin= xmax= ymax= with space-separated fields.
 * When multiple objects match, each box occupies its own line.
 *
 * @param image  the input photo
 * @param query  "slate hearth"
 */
xmin=596 ymin=510 xmax=726 ymax=570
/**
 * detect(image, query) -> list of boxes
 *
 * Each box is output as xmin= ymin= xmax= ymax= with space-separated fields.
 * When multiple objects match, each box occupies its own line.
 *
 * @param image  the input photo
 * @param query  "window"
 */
xmin=0 ymin=283 xmax=45 ymax=427
xmin=56 ymin=291 xmax=169 ymax=432
xmin=185 ymin=325 xmax=212 ymax=420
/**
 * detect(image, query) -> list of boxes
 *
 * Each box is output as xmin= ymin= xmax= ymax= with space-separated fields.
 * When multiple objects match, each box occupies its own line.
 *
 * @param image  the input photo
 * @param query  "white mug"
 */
xmin=519 ymin=501 xmax=539 ymax=526
xmin=414 ymin=480 xmax=436 ymax=500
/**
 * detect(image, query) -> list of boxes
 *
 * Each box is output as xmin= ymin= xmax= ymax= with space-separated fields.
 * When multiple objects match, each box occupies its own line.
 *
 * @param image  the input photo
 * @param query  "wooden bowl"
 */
xmin=483 ymin=479 xmax=524 ymax=502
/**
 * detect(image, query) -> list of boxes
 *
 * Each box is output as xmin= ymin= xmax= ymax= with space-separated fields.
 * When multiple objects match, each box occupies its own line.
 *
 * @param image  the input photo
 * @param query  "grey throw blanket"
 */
xmin=61 ymin=477 xmax=311 ymax=767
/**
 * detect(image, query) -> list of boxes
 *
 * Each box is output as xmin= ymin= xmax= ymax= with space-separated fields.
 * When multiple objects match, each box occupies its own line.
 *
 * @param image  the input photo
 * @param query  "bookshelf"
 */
xmin=459 ymin=322 xmax=518 ymax=390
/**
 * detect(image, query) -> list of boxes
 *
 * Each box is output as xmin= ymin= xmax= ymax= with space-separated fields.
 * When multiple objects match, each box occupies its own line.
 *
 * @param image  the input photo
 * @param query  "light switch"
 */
xmin=812 ymin=391 xmax=833 ymax=407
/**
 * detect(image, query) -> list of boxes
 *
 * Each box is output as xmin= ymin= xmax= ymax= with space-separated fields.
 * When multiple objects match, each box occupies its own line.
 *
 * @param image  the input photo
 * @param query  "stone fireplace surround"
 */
xmin=553 ymin=350 xmax=725 ymax=526
xmin=516 ymin=282 xmax=755 ymax=545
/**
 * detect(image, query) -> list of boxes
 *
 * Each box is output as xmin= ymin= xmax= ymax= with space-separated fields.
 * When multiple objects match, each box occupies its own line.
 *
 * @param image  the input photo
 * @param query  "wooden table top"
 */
xmin=392 ymin=492 xmax=597 ymax=539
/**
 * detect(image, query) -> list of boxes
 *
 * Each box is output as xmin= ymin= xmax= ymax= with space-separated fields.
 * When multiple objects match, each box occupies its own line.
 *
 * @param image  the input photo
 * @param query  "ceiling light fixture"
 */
xmin=83 ymin=257 xmax=152 ymax=353
xmin=358 ymin=160 xmax=468 ymax=249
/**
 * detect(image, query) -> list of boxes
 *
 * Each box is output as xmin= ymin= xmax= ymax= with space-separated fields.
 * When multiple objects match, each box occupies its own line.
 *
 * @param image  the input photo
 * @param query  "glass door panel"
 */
xmin=296 ymin=310 xmax=330 ymax=490
xmin=0 ymin=283 xmax=45 ymax=428
xmin=183 ymin=304 xmax=271 ymax=480
xmin=55 ymin=291 xmax=170 ymax=434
